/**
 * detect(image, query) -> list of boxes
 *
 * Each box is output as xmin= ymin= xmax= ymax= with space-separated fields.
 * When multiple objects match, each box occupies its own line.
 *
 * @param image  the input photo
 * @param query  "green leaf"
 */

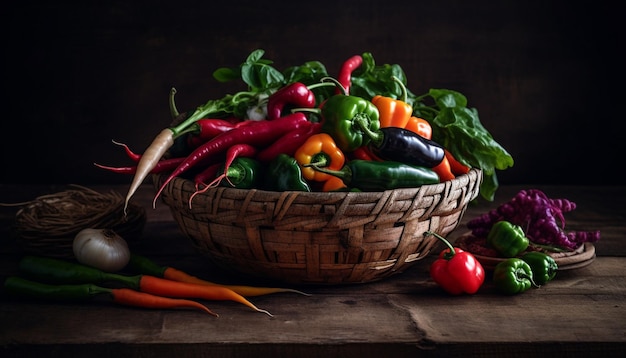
xmin=283 ymin=61 xmax=329 ymax=85
xmin=212 ymin=67 xmax=240 ymax=82
xmin=429 ymin=105 xmax=514 ymax=201
xmin=246 ymin=49 xmax=265 ymax=64
xmin=429 ymin=89 xmax=468 ymax=108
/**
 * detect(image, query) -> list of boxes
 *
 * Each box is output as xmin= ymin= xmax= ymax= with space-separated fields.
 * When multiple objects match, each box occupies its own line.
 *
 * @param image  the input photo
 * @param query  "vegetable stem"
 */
xmin=424 ymin=231 xmax=456 ymax=257
xmin=169 ymin=87 xmax=179 ymax=119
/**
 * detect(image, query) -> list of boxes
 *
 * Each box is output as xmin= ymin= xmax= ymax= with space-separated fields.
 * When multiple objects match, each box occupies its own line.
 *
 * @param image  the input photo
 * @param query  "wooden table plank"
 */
xmin=1 ymin=183 xmax=625 ymax=357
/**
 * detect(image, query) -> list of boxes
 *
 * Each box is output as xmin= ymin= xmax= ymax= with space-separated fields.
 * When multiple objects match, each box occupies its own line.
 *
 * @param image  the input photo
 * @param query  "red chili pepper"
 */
xmin=186 ymin=119 xmax=236 ymax=148
xmin=153 ymin=112 xmax=310 ymax=206
xmin=336 ymin=55 xmax=362 ymax=95
xmin=350 ymin=146 xmax=381 ymax=161
xmin=187 ymin=119 xmax=256 ymax=149
xmin=267 ymin=82 xmax=316 ymax=120
xmin=444 ymin=149 xmax=471 ymax=176
xmin=193 ymin=162 xmax=223 ymax=189
xmin=431 ymin=155 xmax=456 ymax=182
xmin=255 ymin=122 xmax=321 ymax=162
xmin=94 ymin=156 xmax=185 ymax=175
xmin=266 ymin=82 xmax=334 ymax=120
xmin=188 ymin=144 xmax=257 ymax=207
xmin=111 ymin=140 xmax=141 ymax=162
xmin=424 ymin=231 xmax=485 ymax=295
xmin=212 ymin=143 xmax=258 ymax=188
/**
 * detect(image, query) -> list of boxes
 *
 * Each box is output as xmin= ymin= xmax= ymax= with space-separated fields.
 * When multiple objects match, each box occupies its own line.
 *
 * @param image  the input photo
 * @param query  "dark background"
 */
xmin=2 ymin=0 xmax=623 ymax=186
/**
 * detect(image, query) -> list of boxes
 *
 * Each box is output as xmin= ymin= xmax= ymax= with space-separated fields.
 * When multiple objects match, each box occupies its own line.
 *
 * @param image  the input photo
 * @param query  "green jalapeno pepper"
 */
xmin=218 ymin=157 xmax=262 ymax=189
xmin=521 ymin=251 xmax=558 ymax=285
xmin=264 ymin=154 xmax=311 ymax=192
xmin=493 ymin=258 xmax=537 ymax=295
xmin=308 ymin=159 xmax=439 ymax=191
xmin=487 ymin=220 xmax=529 ymax=258
xmin=320 ymin=94 xmax=380 ymax=152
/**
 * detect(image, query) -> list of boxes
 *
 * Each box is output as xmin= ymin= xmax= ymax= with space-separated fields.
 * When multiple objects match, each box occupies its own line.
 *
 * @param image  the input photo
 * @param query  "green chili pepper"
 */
xmin=4 ymin=276 xmax=109 ymax=302
xmin=308 ymin=159 xmax=439 ymax=191
xmin=493 ymin=258 xmax=537 ymax=295
xmin=264 ymin=154 xmax=311 ymax=191
xmin=18 ymin=255 xmax=138 ymax=287
xmin=219 ymin=157 xmax=262 ymax=189
xmin=3 ymin=276 xmax=218 ymax=315
xmin=521 ymin=251 xmax=558 ymax=285
xmin=486 ymin=220 xmax=529 ymax=257
xmin=320 ymin=94 xmax=380 ymax=152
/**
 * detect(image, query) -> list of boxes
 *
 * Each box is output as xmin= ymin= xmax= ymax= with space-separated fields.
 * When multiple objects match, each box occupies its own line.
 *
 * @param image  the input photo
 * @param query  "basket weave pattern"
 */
xmin=155 ymin=168 xmax=482 ymax=284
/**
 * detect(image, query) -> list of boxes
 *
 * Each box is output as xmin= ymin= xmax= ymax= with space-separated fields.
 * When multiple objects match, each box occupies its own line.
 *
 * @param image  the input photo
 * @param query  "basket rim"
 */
xmin=153 ymin=167 xmax=482 ymax=199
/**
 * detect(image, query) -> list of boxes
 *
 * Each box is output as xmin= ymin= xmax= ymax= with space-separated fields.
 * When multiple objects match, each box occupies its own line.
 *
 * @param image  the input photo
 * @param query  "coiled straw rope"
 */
xmin=4 ymin=185 xmax=146 ymax=258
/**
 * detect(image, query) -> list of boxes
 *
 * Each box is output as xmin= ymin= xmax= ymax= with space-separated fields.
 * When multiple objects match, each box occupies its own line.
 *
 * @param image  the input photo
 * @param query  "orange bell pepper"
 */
xmin=371 ymin=95 xmax=413 ymax=128
xmin=405 ymin=116 xmax=432 ymax=140
xmin=371 ymin=76 xmax=413 ymax=129
xmin=294 ymin=133 xmax=346 ymax=182
xmin=372 ymin=76 xmax=432 ymax=139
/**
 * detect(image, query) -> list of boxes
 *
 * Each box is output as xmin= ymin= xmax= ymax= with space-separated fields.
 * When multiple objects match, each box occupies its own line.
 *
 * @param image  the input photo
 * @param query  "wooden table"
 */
xmin=1 ymin=183 xmax=624 ymax=357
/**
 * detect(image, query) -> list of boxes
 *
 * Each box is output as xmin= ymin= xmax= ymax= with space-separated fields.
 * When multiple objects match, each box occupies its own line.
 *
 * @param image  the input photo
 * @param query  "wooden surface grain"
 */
xmin=1 ymin=183 xmax=624 ymax=357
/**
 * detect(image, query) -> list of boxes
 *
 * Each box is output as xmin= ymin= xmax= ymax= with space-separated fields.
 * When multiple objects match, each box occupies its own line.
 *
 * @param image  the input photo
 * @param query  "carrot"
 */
xmin=18 ymin=256 xmax=273 ymax=317
xmin=110 ymin=287 xmax=218 ymax=317
xmin=124 ymin=128 xmax=175 ymax=215
xmin=162 ymin=267 xmax=310 ymax=298
xmin=127 ymin=254 xmax=310 ymax=298
xmin=152 ymin=112 xmax=309 ymax=208
xmin=3 ymin=276 xmax=218 ymax=317
xmin=138 ymin=275 xmax=273 ymax=317
xmin=444 ymin=149 xmax=471 ymax=176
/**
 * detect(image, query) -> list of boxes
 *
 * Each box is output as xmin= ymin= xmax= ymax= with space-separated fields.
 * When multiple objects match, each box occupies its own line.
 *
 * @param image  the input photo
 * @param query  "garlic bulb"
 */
xmin=73 ymin=228 xmax=131 ymax=272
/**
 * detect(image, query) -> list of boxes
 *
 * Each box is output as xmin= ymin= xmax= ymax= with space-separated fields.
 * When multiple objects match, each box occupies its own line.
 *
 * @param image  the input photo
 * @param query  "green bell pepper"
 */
xmin=493 ymin=258 xmax=537 ymax=295
xmin=521 ymin=251 xmax=558 ymax=285
xmin=219 ymin=157 xmax=262 ymax=189
xmin=264 ymin=154 xmax=311 ymax=192
xmin=487 ymin=220 xmax=529 ymax=257
xmin=321 ymin=94 xmax=380 ymax=152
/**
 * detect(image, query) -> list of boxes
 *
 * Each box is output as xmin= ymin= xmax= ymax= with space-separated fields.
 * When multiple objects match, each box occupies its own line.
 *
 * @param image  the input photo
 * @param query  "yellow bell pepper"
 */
xmin=294 ymin=133 xmax=346 ymax=182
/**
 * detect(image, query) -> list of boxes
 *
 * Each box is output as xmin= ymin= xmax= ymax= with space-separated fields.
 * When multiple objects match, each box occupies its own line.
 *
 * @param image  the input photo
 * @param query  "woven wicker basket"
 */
xmin=154 ymin=168 xmax=482 ymax=284
xmin=12 ymin=186 xmax=146 ymax=259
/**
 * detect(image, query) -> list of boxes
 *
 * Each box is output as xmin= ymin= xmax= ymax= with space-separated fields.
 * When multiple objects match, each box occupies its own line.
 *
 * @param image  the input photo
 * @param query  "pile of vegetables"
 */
xmin=467 ymin=189 xmax=601 ymax=252
xmin=492 ymin=252 xmax=559 ymax=295
xmin=462 ymin=189 xmax=600 ymax=295
xmin=4 ymin=227 xmax=311 ymax=316
xmin=95 ymin=49 xmax=513 ymax=212
xmin=423 ymin=230 xmax=561 ymax=296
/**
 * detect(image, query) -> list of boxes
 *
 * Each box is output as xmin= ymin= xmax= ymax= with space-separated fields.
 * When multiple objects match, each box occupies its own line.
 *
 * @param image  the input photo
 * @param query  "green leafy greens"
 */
xmin=349 ymin=53 xmax=513 ymax=201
